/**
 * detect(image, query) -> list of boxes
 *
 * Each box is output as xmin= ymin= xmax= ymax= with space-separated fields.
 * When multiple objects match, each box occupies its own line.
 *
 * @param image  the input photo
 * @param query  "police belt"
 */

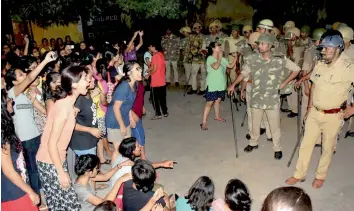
xmin=313 ymin=101 xmax=347 ymax=114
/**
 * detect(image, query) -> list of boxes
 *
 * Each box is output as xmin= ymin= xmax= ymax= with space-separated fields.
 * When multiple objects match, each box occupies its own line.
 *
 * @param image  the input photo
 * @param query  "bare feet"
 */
xmin=312 ymin=179 xmax=324 ymax=188
xmin=214 ymin=117 xmax=226 ymax=122
xmin=285 ymin=177 xmax=305 ymax=185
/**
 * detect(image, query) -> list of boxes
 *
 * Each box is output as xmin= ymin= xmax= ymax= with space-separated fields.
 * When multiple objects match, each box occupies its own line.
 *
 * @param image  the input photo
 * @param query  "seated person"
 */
xmin=110 ymin=137 xmax=175 ymax=188
xmin=176 ymin=176 xmax=215 ymax=211
xmin=212 ymin=179 xmax=251 ymax=211
xmin=123 ymin=160 xmax=170 ymax=211
xmin=74 ymin=154 xmax=132 ymax=211
xmin=261 ymin=187 xmax=312 ymax=211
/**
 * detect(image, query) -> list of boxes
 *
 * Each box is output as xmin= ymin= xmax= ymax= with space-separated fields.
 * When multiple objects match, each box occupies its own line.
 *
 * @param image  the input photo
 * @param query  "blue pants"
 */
xmin=22 ymin=135 xmax=41 ymax=195
xmin=73 ymin=147 xmax=97 ymax=157
xmin=132 ymin=120 xmax=146 ymax=146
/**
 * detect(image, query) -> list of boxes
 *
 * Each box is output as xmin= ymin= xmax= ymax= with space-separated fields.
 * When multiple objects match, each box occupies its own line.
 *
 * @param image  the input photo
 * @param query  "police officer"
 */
xmin=224 ymin=25 xmax=244 ymax=82
xmin=161 ymin=28 xmax=181 ymax=87
xmin=286 ymin=30 xmax=354 ymax=188
xmin=228 ymin=33 xmax=300 ymax=159
xmin=180 ymin=26 xmax=192 ymax=89
xmin=283 ymin=20 xmax=296 ymax=34
xmin=239 ymin=32 xmax=272 ymax=141
xmin=257 ymin=19 xmax=274 ymax=34
xmin=338 ymin=26 xmax=354 ymax=58
xmin=187 ymin=22 xmax=207 ymax=95
xmin=297 ymin=28 xmax=326 ymax=124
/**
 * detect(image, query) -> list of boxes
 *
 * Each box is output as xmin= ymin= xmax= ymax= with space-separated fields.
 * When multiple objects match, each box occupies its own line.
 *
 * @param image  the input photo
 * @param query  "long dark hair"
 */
xmin=75 ymin=154 xmax=100 ymax=176
xmin=115 ymin=61 xmax=137 ymax=89
xmin=1 ymin=89 xmax=22 ymax=153
xmin=4 ymin=68 xmax=18 ymax=90
xmin=224 ymin=179 xmax=251 ymax=211
xmin=207 ymin=41 xmax=219 ymax=58
xmin=119 ymin=137 xmax=138 ymax=161
xmin=54 ymin=65 xmax=87 ymax=100
xmin=43 ymin=71 xmax=61 ymax=102
xmin=261 ymin=187 xmax=312 ymax=211
xmin=185 ymin=176 xmax=215 ymax=211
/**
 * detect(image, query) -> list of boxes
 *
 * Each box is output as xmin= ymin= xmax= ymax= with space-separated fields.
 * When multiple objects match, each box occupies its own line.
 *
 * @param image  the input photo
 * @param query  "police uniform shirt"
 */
xmin=310 ymin=53 xmax=354 ymax=110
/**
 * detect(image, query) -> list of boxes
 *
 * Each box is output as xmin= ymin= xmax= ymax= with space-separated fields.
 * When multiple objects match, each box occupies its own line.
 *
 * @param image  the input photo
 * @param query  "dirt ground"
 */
xmin=98 ymin=89 xmax=354 ymax=211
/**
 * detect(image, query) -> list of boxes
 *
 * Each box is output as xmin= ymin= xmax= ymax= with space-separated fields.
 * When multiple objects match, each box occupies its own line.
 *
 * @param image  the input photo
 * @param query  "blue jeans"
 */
xmin=73 ymin=147 xmax=97 ymax=157
xmin=132 ymin=120 xmax=145 ymax=146
xmin=21 ymin=135 xmax=41 ymax=195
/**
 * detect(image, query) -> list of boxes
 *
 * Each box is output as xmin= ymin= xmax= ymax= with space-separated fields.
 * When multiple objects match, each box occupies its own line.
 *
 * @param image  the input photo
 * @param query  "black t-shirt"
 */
xmin=1 ymin=144 xmax=27 ymax=202
xmin=123 ymin=180 xmax=166 ymax=211
xmin=70 ymin=95 xmax=98 ymax=150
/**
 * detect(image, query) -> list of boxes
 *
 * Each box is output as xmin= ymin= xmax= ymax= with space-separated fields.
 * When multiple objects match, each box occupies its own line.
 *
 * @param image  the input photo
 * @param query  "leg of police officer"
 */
xmin=293 ymin=109 xmax=322 ymax=179
xmin=249 ymin=108 xmax=264 ymax=147
xmin=264 ymin=108 xmax=281 ymax=151
xmin=165 ymin=60 xmax=172 ymax=83
xmin=261 ymin=114 xmax=272 ymax=139
xmin=191 ymin=63 xmax=200 ymax=91
xmin=172 ymin=61 xmax=179 ymax=83
xmin=228 ymin=55 xmax=237 ymax=83
xmin=315 ymin=112 xmax=342 ymax=181
xmin=184 ymin=63 xmax=192 ymax=86
xmin=199 ymin=62 xmax=206 ymax=92
xmin=287 ymin=90 xmax=298 ymax=114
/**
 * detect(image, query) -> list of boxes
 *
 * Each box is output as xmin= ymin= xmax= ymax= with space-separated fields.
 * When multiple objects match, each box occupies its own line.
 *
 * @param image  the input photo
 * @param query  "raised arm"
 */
xmin=136 ymin=31 xmax=144 ymax=51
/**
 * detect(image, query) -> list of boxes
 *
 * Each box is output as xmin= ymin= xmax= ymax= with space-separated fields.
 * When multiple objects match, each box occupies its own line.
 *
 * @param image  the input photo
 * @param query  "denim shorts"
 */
xmin=73 ymin=147 xmax=97 ymax=156
xmin=131 ymin=120 xmax=145 ymax=146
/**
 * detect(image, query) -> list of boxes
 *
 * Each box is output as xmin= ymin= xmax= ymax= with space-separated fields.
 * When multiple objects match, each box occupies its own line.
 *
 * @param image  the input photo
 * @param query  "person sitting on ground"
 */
xmin=212 ymin=179 xmax=251 ymax=211
xmin=74 ymin=154 xmax=132 ymax=211
xmin=94 ymin=201 xmax=117 ymax=211
xmin=261 ymin=186 xmax=312 ymax=211
xmin=123 ymin=159 xmax=170 ymax=211
xmin=110 ymin=137 xmax=175 ymax=188
xmin=176 ymin=176 xmax=215 ymax=211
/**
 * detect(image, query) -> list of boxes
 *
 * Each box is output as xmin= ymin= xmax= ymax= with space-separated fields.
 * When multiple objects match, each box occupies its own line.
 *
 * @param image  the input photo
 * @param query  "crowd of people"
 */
xmin=1 ymin=17 xmax=354 ymax=211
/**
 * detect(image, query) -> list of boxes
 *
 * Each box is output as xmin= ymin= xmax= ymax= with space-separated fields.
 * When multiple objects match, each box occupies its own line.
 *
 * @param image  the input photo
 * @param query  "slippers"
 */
xmin=151 ymin=116 xmax=162 ymax=120
xmin=101 ymin=159 xmax=111 ymax=165
xmin=214 ymin=117 xmax=226 ymax=122
xmin=200 ymin=124 xmax=208 ymax=130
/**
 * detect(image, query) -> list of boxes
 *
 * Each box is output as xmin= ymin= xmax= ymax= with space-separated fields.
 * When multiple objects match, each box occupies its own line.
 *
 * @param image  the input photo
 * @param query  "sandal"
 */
xmin=200 ymin=123 xmax=208 ymax=130
xmin=214 ymin=117 xmax=226 ymax=122
xmin=100 ymin=159 xmax=111 ymax=165
xmin=151 ymin=116 xmax=162 ymax=120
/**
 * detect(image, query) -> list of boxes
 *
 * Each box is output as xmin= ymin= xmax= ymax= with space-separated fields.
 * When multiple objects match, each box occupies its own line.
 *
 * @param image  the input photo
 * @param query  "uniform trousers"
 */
xmin=184 ymin=63 xmax=192 ymax=85
xmin=165 ymin=60 xmax=178 ymax=83
xmin=287 ymin=89 xmax=298 ymax=114
xmin=191 ymin=63 xmax=206 ymax=91
xmin=249 ymin=107 xmax=281 ymax=152
xmin=245 ymin=83 xmax=271 ymax=138
xmin=294 ymin=108 xmax=342 ymax=180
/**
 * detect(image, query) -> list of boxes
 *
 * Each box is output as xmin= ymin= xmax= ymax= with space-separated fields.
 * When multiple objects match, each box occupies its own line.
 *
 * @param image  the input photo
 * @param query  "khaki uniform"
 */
xmin=224 ymin=35 xmax=244 ymax=82
xmin=161 ymin=34 xmax=181 ymax=83
xmin=293 ymin=53 xmax=354 ymax=180
xmin=288 ymin=38 xmax=313 ymax=114
xmin=180 ymin=36 xmax=192 ymax=85
xmin=243 ymin=52 xmax=272 ymax=139
xmin=241 ymin=54 xmax=300 ymax=151
xmin=189 ymin=33 xmax=206 ymax=91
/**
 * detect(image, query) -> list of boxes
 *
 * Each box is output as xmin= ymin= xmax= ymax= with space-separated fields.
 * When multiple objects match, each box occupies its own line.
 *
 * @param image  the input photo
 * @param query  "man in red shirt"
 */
xmin=147 ymin=43 xmax=168 ymax=119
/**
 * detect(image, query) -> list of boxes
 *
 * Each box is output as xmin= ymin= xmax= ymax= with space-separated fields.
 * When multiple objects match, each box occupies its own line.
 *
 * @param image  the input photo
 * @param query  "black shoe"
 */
xmin=274 ymin=151 xmax=283 ymax=160
xmin=244 ymin=145 xmax=258 ymax=153
xmin=197 ymin=90 xmax=206 ymax=96
xmin=281 ymin=108 xmax=291 ymax=113
xmin=315 ymin=144 xmax=321 ymax=147
xmin=166 ymin=82 xmax=171 ymax=86
xmin=175 ymin=82 xmax=180 ymax=87
xmin=187 ymin=90 xmax=197 ymax=95
xmin=287 ymin=112 xmax=298 ymax=118
xmin=246 ymin=134 xmax=251 ymax=140
xmin=260 ymin=128 xmax=266 ymax=135
xmin=267 ymin=138 xmax=273 ymax=142
xmin=163 ymin=113 xmax=169 ymax=117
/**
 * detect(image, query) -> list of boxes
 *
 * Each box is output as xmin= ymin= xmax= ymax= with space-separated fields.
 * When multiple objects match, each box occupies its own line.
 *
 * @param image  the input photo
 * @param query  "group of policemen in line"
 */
xmin=161 ymin=18 xmax=354 ymax=188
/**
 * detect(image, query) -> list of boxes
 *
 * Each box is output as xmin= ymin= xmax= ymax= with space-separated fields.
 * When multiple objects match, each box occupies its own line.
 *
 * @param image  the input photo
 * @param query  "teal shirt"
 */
xmin=176 ymin=198 xmax=213 ymax=211
xmin=206 ymin=56 xmax=228 ymax=92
